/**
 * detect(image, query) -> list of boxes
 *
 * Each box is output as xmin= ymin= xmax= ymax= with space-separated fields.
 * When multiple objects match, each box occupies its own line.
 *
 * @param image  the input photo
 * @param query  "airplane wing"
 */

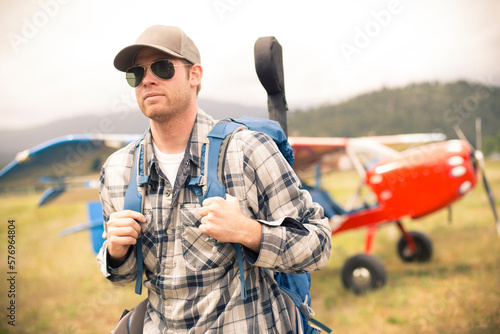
xmin=289 ymin=133 xmax=446 ymax=172
xmin=289 ymin=136 xmax=349 ymax=171
xmin=0 ymin=133 xmax=140 ymax=204
xmin=364 ymin=133 xmax=446 ymax=146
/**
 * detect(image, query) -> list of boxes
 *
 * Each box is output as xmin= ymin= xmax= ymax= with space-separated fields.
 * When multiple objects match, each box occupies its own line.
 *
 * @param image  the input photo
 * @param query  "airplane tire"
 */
xmin=397 ymin=231 xmax=433 ymax=262
xmin=341 ymin=254 xmax=386 ymax=294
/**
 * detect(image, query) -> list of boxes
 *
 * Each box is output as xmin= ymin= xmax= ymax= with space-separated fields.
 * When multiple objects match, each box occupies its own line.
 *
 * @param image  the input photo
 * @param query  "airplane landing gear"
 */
xmin=396 ymin=231 xmax=433 ymax=262
xmin=341 ymin=254 xmax=386 ymax=294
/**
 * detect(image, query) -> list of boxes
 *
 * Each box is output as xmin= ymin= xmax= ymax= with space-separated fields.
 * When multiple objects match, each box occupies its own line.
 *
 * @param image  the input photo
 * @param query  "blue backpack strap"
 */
xmin=204 ymin=121 xmax=242 ymax=199
xmin=187 ymin=176 xmax=204 ymax=205
xmin=187 ymin=142 xmax=207 ymax=205
xmin=204 ymin=120 xmax=248 ymax=301
xmin=123 ymin=133 xmax=149 ymax=295
xmin=232 ymin=244 xmax=247 ymax=301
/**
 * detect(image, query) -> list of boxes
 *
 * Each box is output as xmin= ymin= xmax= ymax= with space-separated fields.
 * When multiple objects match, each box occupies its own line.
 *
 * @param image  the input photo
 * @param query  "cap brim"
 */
xmin=114 ymin=44 xmax=185 ymax=72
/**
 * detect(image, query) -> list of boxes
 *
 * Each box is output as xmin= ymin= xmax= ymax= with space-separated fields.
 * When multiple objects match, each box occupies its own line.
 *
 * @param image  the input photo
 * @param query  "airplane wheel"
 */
xmin=341 ymin=254 xmax=386 ymax=294
xmin=397 ymin=231 xmax=433 ymax=262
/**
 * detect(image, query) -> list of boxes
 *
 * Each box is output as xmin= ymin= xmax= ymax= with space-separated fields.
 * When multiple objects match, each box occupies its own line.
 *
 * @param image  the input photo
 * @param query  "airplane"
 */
xmin=289 ymin=119 xmax=499 ymax=293
xmin=1 ymin=37 xmax=498 ymax=294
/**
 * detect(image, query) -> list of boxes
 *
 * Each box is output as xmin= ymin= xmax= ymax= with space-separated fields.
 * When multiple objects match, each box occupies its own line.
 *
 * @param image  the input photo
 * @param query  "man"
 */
xmin=97 ymin=25 xmax=332 ymax=333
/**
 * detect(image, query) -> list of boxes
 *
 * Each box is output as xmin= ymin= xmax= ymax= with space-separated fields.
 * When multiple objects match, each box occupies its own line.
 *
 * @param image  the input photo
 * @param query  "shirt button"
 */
xmin=167 ymin=229 xmax=174 ymax=235
xmin=164 ymin=268 xmax=171 ymax=275
xmin=165 ymin=191 xmax=171 ymax=197
xmin=164 ymin=300 xmax=170 ymax=306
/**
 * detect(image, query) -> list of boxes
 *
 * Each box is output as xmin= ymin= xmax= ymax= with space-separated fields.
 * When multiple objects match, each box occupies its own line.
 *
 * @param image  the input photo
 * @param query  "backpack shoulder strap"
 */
xmin=203 ymin=120 xmax=248 ymax=300
xmin=204 ymin=121 xmax=245 ymax=200
xmin=123 ymin=132 xmax=148 ymax=295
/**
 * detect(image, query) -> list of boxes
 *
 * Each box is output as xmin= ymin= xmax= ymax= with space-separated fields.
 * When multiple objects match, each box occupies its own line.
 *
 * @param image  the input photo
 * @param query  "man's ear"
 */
xmin=189 ymin=64 xmax=203 ymax=88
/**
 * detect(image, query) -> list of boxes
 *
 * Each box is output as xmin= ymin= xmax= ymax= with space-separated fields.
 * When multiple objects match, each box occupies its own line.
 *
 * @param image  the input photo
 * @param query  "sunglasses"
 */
xmin=125 ymin=59 xmax=190 ymax=87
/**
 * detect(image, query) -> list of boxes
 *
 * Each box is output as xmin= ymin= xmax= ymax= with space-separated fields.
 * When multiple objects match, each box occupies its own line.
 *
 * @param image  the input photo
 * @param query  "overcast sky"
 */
xmin=1 ymin=0 xmax=499 ymax=129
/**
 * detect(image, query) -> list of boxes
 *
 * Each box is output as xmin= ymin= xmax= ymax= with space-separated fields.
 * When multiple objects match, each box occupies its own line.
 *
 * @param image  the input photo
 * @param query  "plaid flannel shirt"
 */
xmin=97 ymin=109 xmax=332 ymax=333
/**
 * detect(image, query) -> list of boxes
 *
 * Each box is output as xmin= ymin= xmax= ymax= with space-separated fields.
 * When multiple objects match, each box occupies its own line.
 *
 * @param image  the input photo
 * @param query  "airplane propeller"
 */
xmin=454 ymin=118 xmax=500 ymax=236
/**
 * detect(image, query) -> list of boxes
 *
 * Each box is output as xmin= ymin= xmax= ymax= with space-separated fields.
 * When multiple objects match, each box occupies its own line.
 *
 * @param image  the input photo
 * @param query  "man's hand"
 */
xmin=199 ymin=194 xmax=262 ymax=253
xmin=106 ymin=210 xmax=146 ymax=267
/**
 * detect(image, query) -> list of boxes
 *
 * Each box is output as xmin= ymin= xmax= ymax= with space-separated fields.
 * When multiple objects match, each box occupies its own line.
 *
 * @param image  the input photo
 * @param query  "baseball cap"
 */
xmin=114 ymin=25 xmax=201 ymax=72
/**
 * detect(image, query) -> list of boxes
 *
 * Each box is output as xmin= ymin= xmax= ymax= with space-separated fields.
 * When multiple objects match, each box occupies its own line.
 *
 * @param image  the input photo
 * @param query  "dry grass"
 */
xmin=0 ymin=161 xmax=499 ymax=333
xmin=0 ymin=196 xmax=144 ymax=333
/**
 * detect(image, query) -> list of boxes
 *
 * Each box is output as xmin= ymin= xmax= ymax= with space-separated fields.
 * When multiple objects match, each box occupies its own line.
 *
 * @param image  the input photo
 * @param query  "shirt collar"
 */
xmin=143 ymin=108 xmax=217 ymax=181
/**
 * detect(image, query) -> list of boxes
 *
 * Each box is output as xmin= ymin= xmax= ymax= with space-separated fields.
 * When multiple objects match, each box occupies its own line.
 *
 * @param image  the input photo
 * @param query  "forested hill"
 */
xmin=288 ymin=81 xmax=500 ymax=155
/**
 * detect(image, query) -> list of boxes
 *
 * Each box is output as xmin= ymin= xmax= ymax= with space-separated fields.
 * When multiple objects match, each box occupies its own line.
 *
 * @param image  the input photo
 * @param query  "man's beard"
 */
xmin=141 ymin=90 xmax=192 ymax=125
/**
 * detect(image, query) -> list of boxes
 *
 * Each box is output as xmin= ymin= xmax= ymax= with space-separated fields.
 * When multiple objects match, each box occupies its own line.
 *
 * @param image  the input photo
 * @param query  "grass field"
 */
xmin=1 ymin=161 xmax=499 ymax=333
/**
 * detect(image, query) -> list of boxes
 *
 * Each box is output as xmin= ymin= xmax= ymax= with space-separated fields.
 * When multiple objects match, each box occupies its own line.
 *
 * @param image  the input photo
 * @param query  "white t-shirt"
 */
xmin=152 ymin=142 xmax=185 ymax=184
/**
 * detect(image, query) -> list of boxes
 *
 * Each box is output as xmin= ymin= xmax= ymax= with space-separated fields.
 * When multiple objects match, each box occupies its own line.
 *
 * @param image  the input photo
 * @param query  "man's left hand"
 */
xmin=199 ymin=194 xmax=262 ymax=253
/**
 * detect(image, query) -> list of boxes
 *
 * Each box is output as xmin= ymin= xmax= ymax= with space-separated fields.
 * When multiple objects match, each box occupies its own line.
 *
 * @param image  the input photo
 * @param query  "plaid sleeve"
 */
xmin=230 ymin=131 xmax=332 ymax=273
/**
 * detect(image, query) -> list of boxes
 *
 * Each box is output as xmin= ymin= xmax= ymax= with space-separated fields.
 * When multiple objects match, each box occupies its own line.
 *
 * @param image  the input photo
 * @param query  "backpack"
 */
xmin=124 ymin=117 xmax=331 ymax=334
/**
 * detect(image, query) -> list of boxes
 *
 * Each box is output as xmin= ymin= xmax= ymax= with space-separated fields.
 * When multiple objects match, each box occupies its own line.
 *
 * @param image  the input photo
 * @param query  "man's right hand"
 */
xmin=106 ymin=210 xmax=146 ymax=267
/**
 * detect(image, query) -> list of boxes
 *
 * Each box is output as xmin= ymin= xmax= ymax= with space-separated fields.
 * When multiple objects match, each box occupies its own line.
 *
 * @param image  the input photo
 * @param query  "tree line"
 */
xmin=288 ymin=80 xmax=500 ymax=156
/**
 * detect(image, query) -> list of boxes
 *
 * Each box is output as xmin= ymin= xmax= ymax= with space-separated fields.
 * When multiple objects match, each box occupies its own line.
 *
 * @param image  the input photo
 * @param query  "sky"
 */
xmin=1 ymin=0 xmax=499 ymax=129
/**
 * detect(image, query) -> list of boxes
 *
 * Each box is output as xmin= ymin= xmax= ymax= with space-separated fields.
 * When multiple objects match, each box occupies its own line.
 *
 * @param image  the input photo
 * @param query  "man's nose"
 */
xmin=141 ymin=67 xmax=158 ymax=85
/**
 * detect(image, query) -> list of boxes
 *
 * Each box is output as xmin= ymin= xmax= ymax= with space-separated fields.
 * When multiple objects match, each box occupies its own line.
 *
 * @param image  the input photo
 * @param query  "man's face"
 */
xmin=133 ymin=48 xmax=193 ymax=124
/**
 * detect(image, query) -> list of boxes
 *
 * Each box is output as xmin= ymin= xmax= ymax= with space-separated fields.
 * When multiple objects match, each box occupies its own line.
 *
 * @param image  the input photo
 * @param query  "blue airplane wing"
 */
xmin=0 ymin=134 xmax=139 ymax=188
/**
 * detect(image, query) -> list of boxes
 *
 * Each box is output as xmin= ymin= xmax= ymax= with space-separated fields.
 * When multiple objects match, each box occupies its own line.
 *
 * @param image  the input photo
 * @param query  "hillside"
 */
xmin=289 ymin=81 xmax=500 ymax=155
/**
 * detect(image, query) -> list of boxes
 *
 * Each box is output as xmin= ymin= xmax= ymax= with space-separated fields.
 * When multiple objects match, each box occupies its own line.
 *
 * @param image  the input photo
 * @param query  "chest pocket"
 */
xmin=180 ymin=204 xmax=234 ymax=271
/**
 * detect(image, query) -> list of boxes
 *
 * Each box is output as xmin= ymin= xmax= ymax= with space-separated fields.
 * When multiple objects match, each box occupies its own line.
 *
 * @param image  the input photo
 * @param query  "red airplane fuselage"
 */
xmin=333 ymin=140 xmax=478 ymax=234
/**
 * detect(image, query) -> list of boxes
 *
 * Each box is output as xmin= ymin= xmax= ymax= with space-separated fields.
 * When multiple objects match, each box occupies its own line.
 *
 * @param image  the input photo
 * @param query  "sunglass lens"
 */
xmin=151 ymin=60 xmax=175 ymax=80
xmin=126 ymin=67 xmax=145 ymax=87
